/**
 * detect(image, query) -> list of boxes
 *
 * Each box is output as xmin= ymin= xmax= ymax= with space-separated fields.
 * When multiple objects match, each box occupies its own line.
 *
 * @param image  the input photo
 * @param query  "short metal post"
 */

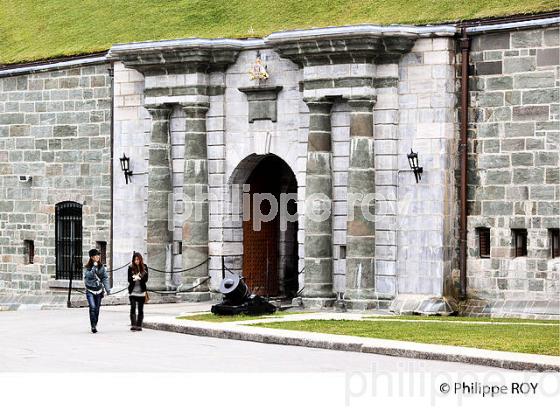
xmin=67 ymin=270 xmax=73 ymax=308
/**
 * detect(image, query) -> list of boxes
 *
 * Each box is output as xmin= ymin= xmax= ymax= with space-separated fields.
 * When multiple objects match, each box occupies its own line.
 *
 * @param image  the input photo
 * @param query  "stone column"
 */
xmin=344 ymin=98 xmax=377 ymax=309
xmin=179 ymin=102 xmax=211 ymax=300
xmin=301 ymin=98 xmax=335 ymax=307
xmin=145 ymin=104 xmax=173 ymax=290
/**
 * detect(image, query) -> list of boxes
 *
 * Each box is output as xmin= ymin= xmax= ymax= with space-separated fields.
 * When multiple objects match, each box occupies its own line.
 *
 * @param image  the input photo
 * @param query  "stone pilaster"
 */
xmin=179 ymin=102 xmax=211 ymax=300
xmin=301 ymin=98 xmax=336 ymax=307
xmin=145 ymin=104 xmax=173 ymax=290
xmin=344 ymin=98 xmax=377 ymax=309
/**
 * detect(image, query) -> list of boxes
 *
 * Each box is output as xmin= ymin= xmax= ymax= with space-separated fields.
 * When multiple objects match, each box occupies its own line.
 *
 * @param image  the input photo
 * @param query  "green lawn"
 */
xmin=177 ymin=311 xmax=306 ymax=322
xmin=251 ymin=319 xmax=560 ymax=355
xmin=1 ymin=0 xmax=558 ymax=64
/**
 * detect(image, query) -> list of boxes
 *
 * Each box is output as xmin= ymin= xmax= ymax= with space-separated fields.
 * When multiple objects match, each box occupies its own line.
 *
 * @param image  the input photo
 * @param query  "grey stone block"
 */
xmin=536 ymin=152 xmax=559 ymax=166
xmin=525 ymin=138 xmax=545 ymax=150
xmin=506 ymin=186 xmax=529 ymax=200
xmin=478 ymin=92 xmax=504 ymax=107
xmin=482 ymin=139 xmax=500 ymax=153
xmin=62 ymin=137 xmax=90 ymax=150
xmin=0 ymin=113 xmax=24 ymax=125
xmin=504 ymin=91 xmax=521 ymax=106
xmin=477 ymin=123 xmax=499 ymax=139
xmin=522 ymin=89 xmax=559 ymax=105
xmin=483 ymin=201 xmax=513 ymax=216
xmin=544 ymin=28 xmax=560 ymax=47
xmin=514 ymin=72 xmax=555 ymax=89
xmin=511 ymin=153 xmax=534 ymax=167
xmin=545 ymin=168 xmax=560 ymax=184
xmin=478 ymin=155 xmax=510 ymax=169
xmin=504 ymin=122 xmax=534 ymax=137
xmin=511 ymin=30 xmax=543 ymax=48
xmin=503 ymin=57 xmax=535 ymax=74
xmin=471 ymin=32 xmax=510 ymax=51
xmin=485 ymin=170 xmax=511 ymax=184
xmin=59 ymin=77 xmax=79 ymax=88
xmin=480 ymin=186 xmax=505 ymax=200
xmin=530 ymin=186 xmax=555 ymax=200
xmin=53 ymin=125 xmax=77 ymax=137
xmin=501 ymin=138 xmax=524 ymax=151
xmin=513 ymin=168 xmax=544 ymax=184
xmin=484 ymin=50 xmax=503 ymax=61
xmin=512 ymin=105 xmax=549 ymax=121
xmin=476 ymin=61 xmax=502 ymax=76
xmin=537 ymin=48 xmax=559 ymax=66
xmin=485 ymin=76 xmax=513 ymax=90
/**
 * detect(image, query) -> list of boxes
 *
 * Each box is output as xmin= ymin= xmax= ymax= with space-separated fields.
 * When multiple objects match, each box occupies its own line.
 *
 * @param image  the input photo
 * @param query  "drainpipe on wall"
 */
xmin=458 ymin=27 xmax=470 ymax=300
xmin=108 ymin=62 xmax=115 ymax=287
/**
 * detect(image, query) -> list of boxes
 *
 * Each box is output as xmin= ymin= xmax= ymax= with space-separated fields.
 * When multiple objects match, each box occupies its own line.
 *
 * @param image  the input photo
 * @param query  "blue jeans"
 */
xmin=86 ymin=291 xmax=103 ymax=329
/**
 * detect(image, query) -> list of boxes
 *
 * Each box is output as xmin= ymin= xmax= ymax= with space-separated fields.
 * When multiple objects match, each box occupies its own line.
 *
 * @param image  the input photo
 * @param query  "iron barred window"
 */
xmin=55 ymin=202 xmax=83 ymax=280
xmin=477 ymin=228 xmax=490 ymax=258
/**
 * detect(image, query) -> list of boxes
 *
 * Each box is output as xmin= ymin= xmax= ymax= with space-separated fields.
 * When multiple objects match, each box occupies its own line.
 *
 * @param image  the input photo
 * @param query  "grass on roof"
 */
xmin=0 ymin=0 xmax=558 ymax=64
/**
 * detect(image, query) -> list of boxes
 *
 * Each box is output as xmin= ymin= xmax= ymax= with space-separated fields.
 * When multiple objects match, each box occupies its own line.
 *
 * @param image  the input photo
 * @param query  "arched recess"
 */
xmin=228 ymin=154 xmax=298 ymax=297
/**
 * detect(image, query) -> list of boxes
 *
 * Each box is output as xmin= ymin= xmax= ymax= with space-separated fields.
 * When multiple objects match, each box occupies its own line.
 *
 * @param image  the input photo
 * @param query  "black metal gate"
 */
xmin=55 ymin=201 xmax=83 ymax=280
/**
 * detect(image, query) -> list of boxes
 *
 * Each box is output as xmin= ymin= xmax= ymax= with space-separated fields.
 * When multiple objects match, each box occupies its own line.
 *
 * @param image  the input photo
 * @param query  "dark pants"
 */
xmin=129 ymin=296 xmax=145 ymax=327
xmin=86 ymin=291 xmax=103 ymax=329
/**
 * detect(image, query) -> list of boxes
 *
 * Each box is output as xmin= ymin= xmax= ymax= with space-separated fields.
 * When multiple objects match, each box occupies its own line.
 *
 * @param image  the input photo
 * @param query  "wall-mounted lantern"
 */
xmin=407 ymin=149 xmax=423 ymax=183
xmin=119 ymin=153 xmax=134 ymax=184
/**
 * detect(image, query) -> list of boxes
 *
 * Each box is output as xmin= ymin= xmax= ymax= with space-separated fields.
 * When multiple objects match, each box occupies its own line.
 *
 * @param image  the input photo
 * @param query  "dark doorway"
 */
xmin=241 ymin=155 xmax=298 ymax=297
xmin=55 ymin=201 xmax=83 ymax=280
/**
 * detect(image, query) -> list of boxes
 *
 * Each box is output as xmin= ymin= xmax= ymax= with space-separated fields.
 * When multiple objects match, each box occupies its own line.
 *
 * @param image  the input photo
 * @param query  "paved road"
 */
xmin=0 ymin=306 xmax=517 ymax=373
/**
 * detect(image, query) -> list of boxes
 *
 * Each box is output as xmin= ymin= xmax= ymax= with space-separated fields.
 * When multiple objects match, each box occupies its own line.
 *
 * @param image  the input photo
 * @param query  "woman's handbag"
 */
xmin=145 ymin=291 xmax=150 ymax=303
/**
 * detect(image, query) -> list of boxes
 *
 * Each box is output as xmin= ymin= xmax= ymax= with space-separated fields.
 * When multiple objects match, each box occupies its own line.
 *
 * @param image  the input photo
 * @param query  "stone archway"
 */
xmin=229 ymin=154 xmax=298 ymax=297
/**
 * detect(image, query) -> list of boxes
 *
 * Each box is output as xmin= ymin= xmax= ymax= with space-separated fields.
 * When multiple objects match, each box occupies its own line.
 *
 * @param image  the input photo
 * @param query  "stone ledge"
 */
xmin=48 ymin=279 xmax=85 ymax=289
xmin=175 ymin=291 xmax=212 ymax=303
xmin=458 ymin=298 xmax=560 ymax=319
xmin=345 ymin=298 xmax=393 ymax=311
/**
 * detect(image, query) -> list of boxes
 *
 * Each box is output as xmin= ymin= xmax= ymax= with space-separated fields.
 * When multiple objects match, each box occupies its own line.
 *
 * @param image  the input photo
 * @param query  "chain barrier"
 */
xmin=103 ymin=261 xmax=130 ymax=274
xmin=71 ymin=259 xmax=211 ymax=301
xmin=146 ymin=258 xmax=209 ymax=274
xmin=146 ymin=276 xmax=211 ymax=295
xmin=221 ymin=263 xmax=305 ymax=296
xmin=73 ymin=258 xmax=305 ymax=302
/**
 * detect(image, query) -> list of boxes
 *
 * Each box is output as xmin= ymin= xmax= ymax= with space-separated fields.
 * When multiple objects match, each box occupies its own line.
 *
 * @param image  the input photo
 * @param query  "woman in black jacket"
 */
xmin=128 ymin=252 xmax=148 ymax=331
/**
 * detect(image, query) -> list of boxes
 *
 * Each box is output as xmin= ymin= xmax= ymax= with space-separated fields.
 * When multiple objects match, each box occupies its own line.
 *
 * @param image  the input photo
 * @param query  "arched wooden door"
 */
xmin=242 ymin=157 xmax=282 ymax=296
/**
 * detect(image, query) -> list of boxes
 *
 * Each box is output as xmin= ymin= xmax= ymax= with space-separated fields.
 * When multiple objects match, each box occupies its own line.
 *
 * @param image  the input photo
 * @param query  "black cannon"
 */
xmin=211 ymin=274 xmax=277 ymax=316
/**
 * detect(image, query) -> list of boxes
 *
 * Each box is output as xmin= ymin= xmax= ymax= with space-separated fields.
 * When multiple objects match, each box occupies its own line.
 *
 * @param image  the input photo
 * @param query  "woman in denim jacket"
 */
xmin=84 ymin=248 xmax=111 ymax=333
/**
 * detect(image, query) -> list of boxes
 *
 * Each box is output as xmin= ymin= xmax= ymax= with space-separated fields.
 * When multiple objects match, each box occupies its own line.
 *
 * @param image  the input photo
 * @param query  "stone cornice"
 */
xmin=264 ymin=24 xmax=456 ymax=66
xmin=106 ymin=24 xmax=457 ymax=72
xmin=266 ymin=34 xmax=411 ymax=66
xmin=107 ymin=39 xmax=258 ymax=74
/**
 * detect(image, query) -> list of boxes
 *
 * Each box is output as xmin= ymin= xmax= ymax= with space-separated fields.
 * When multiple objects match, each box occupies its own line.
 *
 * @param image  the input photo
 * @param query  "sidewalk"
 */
xmin=141 ymin=308 xmax=560 ymax=372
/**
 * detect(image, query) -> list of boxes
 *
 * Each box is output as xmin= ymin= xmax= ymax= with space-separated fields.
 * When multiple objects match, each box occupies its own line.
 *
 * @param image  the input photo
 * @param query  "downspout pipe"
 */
xmin=458 ymin=27 xmax=470 ymax=300
xmin=108 ymin=63 xmax=115 ymax=287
